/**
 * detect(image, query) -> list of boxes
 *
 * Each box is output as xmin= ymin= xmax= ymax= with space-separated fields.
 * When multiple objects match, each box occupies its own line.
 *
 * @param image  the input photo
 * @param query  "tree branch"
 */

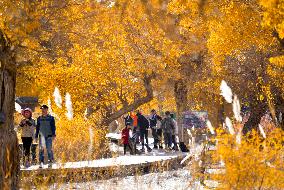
xmin=101 ymin=73 xmax=155 ymax=126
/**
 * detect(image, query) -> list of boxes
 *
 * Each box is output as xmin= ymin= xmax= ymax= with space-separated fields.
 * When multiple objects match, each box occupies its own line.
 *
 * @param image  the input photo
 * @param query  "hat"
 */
xmin=40 ymin=105 xmax=49 ymax=109
xmin=22 ymin=108 xmax=32 ymax=116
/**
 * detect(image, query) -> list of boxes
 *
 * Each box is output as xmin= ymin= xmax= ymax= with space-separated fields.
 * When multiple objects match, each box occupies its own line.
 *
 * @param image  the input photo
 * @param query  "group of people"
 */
xmin=17 ymin=105 xmax=56 ymax=168
xmin=121 ymin=109 xmax=179 ymax=155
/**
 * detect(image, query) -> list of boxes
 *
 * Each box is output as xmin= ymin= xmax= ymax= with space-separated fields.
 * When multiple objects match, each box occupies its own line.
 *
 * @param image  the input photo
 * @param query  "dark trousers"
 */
xmin=157 ymin=129 xmax=162 ymax=145
xmin=172 ymin=135 xmax=178 ymax=150
xmin=152 ymin=128 xmax=160 ymax=147
xmin=163 ymin=132 xmax=173 ymax=148
xmin=124 ymin=144 xmax=133 ymax=155
xmin=21 ymin=137 xmax=33 ymax=161
xmin=140 ymin=129 xmax=149 ymax=148
xmin=133 ymin=127 xmax=140 ymax=144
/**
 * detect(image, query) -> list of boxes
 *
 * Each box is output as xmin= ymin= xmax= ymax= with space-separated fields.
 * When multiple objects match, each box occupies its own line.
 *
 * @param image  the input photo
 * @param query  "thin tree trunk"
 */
xmin=0 ymin=31 xmax=19 ymax=190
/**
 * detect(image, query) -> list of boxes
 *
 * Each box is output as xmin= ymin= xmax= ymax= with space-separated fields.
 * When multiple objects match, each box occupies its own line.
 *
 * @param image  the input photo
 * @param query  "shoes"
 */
xmin=173 ymin=145 xmax=179 ymax=151
xmin=147 ymin=147 xmax=152 ymax=152
xmin=39 ymin=162 xmax=44 ymax=169
xmin=153 ymin=145 xmax=158 ymax=149
xmin=25 ymin=160 xmax=30 ymax=168
xmin=165 ymin=147 xmax=171 ymax=152
xmin=48 ymin=160 xmax=53 ymax=168
xmin=159 ymin=145 xmax=163 ymax=149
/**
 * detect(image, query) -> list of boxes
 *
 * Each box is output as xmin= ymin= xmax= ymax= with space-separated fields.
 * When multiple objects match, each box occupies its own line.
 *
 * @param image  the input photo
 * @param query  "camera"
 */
xmin=25 ymin=120 xmax=33 ymax=126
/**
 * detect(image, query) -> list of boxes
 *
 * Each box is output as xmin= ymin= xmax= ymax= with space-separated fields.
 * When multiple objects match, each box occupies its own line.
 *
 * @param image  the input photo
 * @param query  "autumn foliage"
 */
xmin=208 ymin=128 xmax=284 ymax=189
xmin=1 ymin=0 xmax=284 ymax=188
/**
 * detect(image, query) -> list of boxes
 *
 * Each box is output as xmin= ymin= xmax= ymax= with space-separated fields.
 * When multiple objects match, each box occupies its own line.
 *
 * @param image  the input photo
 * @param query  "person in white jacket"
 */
xmin=170 ymin=113 xmax=179 ymax=151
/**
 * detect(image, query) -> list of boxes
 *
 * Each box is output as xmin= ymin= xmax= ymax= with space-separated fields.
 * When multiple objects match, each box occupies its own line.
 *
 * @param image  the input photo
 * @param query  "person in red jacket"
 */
xmin=121 ymin=124 xmax=133 ymax=155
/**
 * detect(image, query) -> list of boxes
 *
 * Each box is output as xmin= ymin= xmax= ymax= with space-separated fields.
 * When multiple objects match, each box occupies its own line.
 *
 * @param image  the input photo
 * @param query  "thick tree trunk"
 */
xmin=0 ymin=31 xmax=19 ymax=190
xmin=174 ymin=79 xmax=189 ymax=144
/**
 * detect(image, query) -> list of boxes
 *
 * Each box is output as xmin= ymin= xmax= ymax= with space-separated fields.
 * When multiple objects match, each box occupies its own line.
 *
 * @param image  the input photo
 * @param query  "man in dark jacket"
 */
xmin=35 ymin=105 xmax=56 ymax=168
xmin=137 ymin=111 xmax=151 ymax=152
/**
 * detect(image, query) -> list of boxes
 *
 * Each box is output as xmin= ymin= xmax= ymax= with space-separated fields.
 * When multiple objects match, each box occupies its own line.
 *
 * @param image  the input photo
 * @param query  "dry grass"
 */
xmin=208 ymin=127 xmax=284 ymax=190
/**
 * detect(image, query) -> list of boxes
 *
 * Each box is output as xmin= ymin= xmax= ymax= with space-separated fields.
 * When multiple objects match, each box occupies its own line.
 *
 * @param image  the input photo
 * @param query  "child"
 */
xmin=19 ymin=108 xmax=36 ymax=168
xmin=122 ymin=124 xmax=133 ymax=155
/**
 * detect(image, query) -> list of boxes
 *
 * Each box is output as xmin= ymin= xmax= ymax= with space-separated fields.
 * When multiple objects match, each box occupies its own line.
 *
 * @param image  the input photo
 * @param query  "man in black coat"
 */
xmin=137 ymin=111 xmax=151 ymax=152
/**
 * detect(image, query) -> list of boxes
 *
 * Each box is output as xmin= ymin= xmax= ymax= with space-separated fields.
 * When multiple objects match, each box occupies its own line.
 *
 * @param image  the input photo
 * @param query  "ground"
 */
xmin=50 ymin=168 xmax=193 ymax=190
xmin=20 ymin=133 xmax=219 ymax=189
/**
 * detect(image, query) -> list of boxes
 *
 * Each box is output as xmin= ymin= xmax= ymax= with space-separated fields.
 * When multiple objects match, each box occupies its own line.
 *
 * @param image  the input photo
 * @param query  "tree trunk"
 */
xmin=174 ymin=79 xmax=189 ymax=144
xmin=0 ymin=31 xmax=19 ymax=190
xmin=243 ymin=93 xmax=268 ymax=134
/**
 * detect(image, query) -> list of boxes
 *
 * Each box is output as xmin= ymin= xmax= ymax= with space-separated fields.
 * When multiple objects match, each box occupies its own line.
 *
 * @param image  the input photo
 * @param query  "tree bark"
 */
xmin=0 ymin=31 xmax=19 ymax=190
xmin=101 ymin=74 xmax=155 ymax=126
xmin=174 ymin=79 xmax=189 ymax=144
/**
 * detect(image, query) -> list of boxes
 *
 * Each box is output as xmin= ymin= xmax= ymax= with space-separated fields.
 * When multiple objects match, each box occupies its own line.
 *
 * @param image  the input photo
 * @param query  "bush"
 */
xmin=210 ymin=128 xmax=284 ymax=190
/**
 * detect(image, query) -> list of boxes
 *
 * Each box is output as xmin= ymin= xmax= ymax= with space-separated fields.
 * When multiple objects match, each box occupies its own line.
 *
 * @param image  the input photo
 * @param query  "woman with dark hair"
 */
xmin=19 ymin=108 xmax=36 ymax=168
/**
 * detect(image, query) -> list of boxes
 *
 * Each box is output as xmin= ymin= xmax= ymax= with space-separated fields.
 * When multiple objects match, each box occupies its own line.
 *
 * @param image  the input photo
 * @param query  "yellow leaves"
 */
xmin=20 ymin=37 xmax=39 ymax=49
xmin=39 ymin=31 xmax=52 ymax=41
xmin=168 ymin=0 xmax=205 ymax=17
xmin=260 ymin=0 xmax=284 ymax=38
xmin=24 ymin=20 xmax=40 ymax=33
xmin=269 ymin=55 xmax=284 ymax=67
xmin=267 ymin=56 xmax=284 ymax=93
xmin=207 ymin=1 xmax=273 ymax=65
xmin=211 ymin=129 xmax=284 ymax=189
xmin=167 ymin=0 xmax=191 ymax=15
xmin=52 ymin=116 xmax=105 ymax=162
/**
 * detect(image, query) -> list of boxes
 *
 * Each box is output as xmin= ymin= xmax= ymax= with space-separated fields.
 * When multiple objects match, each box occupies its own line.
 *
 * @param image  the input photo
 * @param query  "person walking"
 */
xmin=161 ymin=111 xmax=175 ymax=150
xmin=137 ymin=111 xmax=151 ymax=152
xmin=35 ymin=105 xmax=56 ymax=168
xmin=121 ymin=124 xmax=133 ymax=155
xmin=149 ymin=109 xmax=160 ymax=149
xmin=18 ymin=108 xmax=36 ymax=168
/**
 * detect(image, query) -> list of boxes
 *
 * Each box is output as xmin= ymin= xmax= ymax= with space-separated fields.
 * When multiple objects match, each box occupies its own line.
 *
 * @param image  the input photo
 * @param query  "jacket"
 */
xmin=137 ymin=113 xmax=149 ymax=131
xmin=131 ymin=114 xmax=138 ymax=127
xmin=124 ymin=115 xmax=133 ymax=126
xmin=19 ymin=118 xmax=36 ymax=138
xmin=149 ymin=114 xmax=158 ymax=128
xmin=35 ymin=115 xmax=56 ymax=138
xmin=161 ymin=117 xmax=175 ymax=134
xmin=121 ymin=128 xmax=130 ymax=144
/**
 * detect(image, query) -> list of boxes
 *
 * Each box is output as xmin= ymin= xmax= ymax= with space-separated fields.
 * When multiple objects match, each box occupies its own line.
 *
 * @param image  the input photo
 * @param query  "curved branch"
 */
xmin=101 ymin=73 xmax=155 ymax=126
